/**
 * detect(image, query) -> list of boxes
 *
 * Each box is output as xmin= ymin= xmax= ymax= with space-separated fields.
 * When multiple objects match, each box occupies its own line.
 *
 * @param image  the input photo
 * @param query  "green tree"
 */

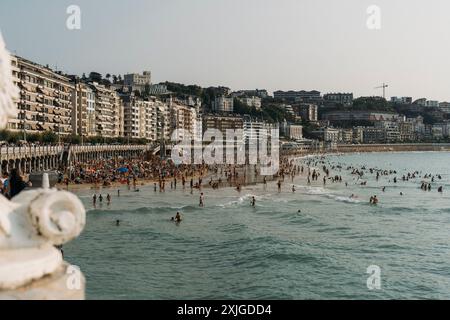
xmin=41 ymin=131 xmax=58 ymax=144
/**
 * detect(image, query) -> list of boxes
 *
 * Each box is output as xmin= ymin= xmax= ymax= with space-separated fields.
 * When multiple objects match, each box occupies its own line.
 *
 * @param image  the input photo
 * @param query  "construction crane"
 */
xmin=375 ymin=83 xmax=388 ymax=99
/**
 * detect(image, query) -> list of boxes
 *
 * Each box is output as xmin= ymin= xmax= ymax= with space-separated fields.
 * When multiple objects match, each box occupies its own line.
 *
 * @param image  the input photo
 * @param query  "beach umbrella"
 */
xmin=117 ymin=167 xmax=128 ymax=173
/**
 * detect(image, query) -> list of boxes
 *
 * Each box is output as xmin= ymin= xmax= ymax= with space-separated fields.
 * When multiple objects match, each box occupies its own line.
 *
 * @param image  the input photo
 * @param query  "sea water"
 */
xmin=65 ymin=152 xmax=450 ymax=299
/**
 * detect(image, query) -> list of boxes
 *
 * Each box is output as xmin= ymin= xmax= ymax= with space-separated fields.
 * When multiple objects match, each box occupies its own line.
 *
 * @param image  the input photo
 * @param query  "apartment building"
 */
xmin=72 ymin=81 xmax=96 ymax=137
xmin=167 ymin=98 xmax=198 ymax=141
xmin=286 ymin=124 xmax=303 ymax=140
xmin=298 ymin=104 xmax=318 ymax=122
xmin=391 ymin=96 xmax=413 ymax=104
xmin=232 ymin=89 xmax=269 ymax=99
xmin=9 ymin=56 xmax=74 ymax=135
xmin=323 ymin=93 xmax=354 ymax=106
xmin=202 ymin=114 xmax=244 ymax=134
xmin=439 ymin=102 xmax=450 ymax=114
xmin=362 ymin=127 xmax=386 ymax=144
xmin=243 ymin=118 xmax=278 ymax=146
xmin=124 ymin=71 xmax=151 ymax=86
xmin=212 ymin=96 xmax=234 ymax=113
xmin=237 ymin=96 xmax=262 ymax=110
xmin=90 ymin=82 xmax=123 ymax=138
xmin=122 ymin=94 xmax=157 ymax=141
xmin=273 ymin=90 xmax=321 ymax=103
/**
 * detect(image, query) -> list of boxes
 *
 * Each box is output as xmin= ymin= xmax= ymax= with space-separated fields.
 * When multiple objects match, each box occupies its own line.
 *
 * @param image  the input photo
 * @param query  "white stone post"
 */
xmin=0 ymin=31 xmax=86 ymax=300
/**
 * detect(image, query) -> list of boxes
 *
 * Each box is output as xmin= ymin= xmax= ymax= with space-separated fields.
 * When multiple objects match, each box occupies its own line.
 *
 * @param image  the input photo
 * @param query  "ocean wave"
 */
xmin=302 ymin=186 xmax=363 ymax=204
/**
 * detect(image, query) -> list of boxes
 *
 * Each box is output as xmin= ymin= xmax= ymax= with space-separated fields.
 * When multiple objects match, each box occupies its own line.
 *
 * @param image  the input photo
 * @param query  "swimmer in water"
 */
xmin=116 ymin=220 xmax=120 ymax=226
xmin=199 ymin=193 xmax=205 ymax=207
xmin=175 ymin=212 xmax=182 ymax=222
xmin=372 ymin=195 xmax=379 ymax=205
xmin=292 ymin=185 xmax=296 ymax=193
xmin=251 ymin=196 xmax=256 ymax=207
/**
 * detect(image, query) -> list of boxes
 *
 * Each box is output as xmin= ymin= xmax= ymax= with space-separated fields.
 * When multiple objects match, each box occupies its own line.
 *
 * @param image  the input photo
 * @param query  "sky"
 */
xmin=0 ymin=0 xmax=449 ymax=101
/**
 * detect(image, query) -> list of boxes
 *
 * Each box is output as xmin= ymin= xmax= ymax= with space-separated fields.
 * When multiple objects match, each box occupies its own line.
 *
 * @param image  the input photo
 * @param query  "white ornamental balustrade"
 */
xmin=0 ymin=31 xmax=86 ymax=300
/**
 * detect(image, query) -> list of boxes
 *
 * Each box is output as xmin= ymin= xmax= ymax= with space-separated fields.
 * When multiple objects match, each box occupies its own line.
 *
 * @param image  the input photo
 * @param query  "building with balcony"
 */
xmin=202 ymin=114 xmax=244 ymax=134
xmin=122 ymin=94 xmax=157 ymax=141
xmin=243 ymin=117 xmax=278 ymax=146
xmin=166 ymin=98 xmax=198 ymax=141
xmin=90 ymin=82 xmax=123 ymax=138
xmin=8 ymin=55 xmax=74 ymax=136
xmin=362 ymin=127 xmax=386 ymax=144
xmin=71 ymin=81 xmax=96 ymax=137
xmin=322 ymin=111 xmax=400 ymax=123
xmin=375 ymin=121 xmax=400 ymax=142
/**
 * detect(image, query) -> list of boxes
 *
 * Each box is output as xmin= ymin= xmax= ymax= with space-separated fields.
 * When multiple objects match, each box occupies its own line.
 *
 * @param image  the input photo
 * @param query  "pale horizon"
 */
xmin=1 ymin=0 xmax=449 ymax=101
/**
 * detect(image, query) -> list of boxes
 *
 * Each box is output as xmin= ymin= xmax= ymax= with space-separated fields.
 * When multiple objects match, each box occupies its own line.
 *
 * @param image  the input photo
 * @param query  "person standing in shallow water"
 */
xmin=199 ymin=193 xmax=205 ymax=207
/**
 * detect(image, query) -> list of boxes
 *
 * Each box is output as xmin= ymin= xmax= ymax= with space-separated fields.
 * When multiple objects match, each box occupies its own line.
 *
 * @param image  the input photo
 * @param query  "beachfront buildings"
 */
xmin=90 ymin=82 xmax=123 ymax=138
xmin=202 ymin=114 xmax=244 ymax=134
xmin=8 ymin=55 xmax=74 ymax=136
xmin=122 ymin=94 xmax=157 ymax=141
xmin=167 ymin=98 xmax=199 ymax=141
xmin=7 ymin=55 xmax=126 ymax=140
xmin=71 ymin=81 xmax=96 ymax=137
xmin=322 ymin=111 xmax=400 ymax=124
xmin=212 ymin=96 xmax=234 ymax=113
xmin=71 ymin=80 xmax=124 ymax=139
xmin=243 ymin=118 xmax=278 ymax=145
xmin=286 ymin=124 xmax=303 ymax=140
xmin=121 ymin=95 xmax=200 ymax=142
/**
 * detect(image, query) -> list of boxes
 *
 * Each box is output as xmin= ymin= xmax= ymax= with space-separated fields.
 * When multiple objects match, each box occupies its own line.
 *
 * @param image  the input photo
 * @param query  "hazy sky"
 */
xmin=1 ymin=0 xmax=449 ymax=101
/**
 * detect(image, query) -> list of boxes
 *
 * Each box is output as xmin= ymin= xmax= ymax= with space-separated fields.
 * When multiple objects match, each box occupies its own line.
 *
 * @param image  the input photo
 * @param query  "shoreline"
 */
xmin=58 ymin=146 xmax=450 ymax=192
